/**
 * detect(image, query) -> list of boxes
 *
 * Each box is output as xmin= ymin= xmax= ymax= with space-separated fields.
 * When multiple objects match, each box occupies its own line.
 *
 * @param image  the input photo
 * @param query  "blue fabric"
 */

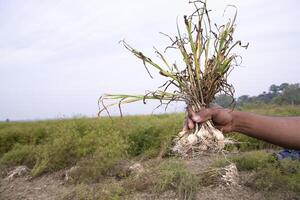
xmin=276 ymin=149 xmax=300 ymax=160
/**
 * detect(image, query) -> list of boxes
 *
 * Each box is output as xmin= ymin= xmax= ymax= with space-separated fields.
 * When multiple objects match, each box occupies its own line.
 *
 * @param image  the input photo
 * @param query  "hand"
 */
xmin=183 ymin=106 xmax=235 ymax=133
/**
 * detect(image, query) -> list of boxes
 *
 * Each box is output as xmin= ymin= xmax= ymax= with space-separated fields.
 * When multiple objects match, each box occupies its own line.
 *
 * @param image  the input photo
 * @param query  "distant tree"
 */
xmin=273 ymin=83 xmax=300 ymax=105
xmin=214 ymin=94 xmax=234 ymax=108
xmin=237 ymin=95 xmax=250 ymax=105
xmin=5 ymin=119 xmax=10 ymax=123
xmin=272 ymin=95 xmax=284 ymax=105
xmin=269 ymin=84 xmax=280 ymax=94
xmin=237 ymin=83 xmax=300 ymax=106
xmin=250 ymin=89 xmax=278 ymax=104
xmin=279 ymin=83 xmax=289 ymax=92
xmin=238 ymin=95 xmax=249 ymax=102
xmin=282 ymin=84 xmax=300 ymax=105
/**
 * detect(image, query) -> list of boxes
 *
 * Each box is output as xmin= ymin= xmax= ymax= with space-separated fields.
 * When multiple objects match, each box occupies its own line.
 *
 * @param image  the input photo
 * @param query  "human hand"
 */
xmin=183 ymin=106 xmax=235 ymax=133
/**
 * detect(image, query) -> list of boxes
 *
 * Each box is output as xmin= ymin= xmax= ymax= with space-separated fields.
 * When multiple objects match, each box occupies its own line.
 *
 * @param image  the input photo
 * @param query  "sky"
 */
xmin=0 ymin=0 xmax=300 ymax=121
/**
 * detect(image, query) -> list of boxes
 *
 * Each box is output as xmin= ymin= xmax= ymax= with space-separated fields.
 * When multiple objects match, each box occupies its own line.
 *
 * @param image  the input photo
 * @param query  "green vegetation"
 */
xmin=236 ymin=83 xmax=300 ymax=106
xmin=0 ymin=114 xmax=183 ymax=179
xmin=123 ymin=158 xmax=199 ymax=200
xmin=1 ymin=105 xmax=299 ymax=175
xmin=215 ymin=151 xmax=300 ymax=193
xmin=1 ymin=105 xmax=300 ymax=199
xmin=239 ymin=103 xmax=300 ymax=116
xmin=214 ymin=83 xmax=300 ymax=108
xmin=62 ymin=182 xmax=127 ymax=200
xmin=157 ymin=159 xmax=199 ymax=200
xmin=61 ymin=158 xmax=199 ymax=200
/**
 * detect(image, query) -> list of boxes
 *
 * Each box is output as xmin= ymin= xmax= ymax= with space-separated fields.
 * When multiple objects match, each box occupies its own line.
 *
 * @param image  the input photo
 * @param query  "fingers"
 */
xmin=182 ymin=113 xmax=195 ymax=132
xmin=188 ymin=107 xmax=216 ymax=123
xmin=187 ymin=117 xmax=195 ymax=129
xmin=184 ymin=106 xmax=222 ymax=131
xmin=182 ymin=117 xmax=195 ymax=132
xmin=184 ymin=106 xmax=233 ymax=133
xmin=182 ymin=107 xmax=214 ymax=131
xmin=187 ymin=107 xmax=201 ymax=122
xmin=182 ymin=118 xmax=189 ymax=132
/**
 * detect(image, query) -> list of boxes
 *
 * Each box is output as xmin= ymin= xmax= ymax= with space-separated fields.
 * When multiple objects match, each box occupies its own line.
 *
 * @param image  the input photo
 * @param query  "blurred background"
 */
xmin=0 ymin=0 xmax=299 ymax=121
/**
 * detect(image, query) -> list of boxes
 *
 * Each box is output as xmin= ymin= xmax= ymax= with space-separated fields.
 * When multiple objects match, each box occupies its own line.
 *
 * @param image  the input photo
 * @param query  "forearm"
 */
xmin=232 ymin=111 xmax=300 ymax=150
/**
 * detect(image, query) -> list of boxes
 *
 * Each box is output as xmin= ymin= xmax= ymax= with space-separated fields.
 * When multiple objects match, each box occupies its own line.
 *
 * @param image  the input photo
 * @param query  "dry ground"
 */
xmin=1 ymin=153 xmax=298 ymax=200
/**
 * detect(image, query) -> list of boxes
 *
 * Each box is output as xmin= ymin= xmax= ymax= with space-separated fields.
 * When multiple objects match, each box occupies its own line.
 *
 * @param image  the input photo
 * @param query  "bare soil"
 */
xmin=0 ymin=173 xmax=67 ymax=200
xmin=1 ymin=154 xmax=299 ymax=200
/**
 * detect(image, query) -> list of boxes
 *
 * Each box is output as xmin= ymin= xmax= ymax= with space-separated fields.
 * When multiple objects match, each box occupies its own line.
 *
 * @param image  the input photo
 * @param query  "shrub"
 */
xmin=62 ymin=183 xmax=126 ymax=200
xmin=252 ymin=158 xmax=300 ymax=193
xmin=0 ymin=144 xmax=35 ymax=168
xmin=70 ymin=131 xmax=128 ymax=183
xmin=231 ymin=151 xmax=276 ymax=171
xmin=128 ymin=126 xmax=161 ymax=156
xmin=31 ymin=132 xmax=81 ymax=176
xmin=214 ymin=151 xmax=300 ymax=193
xmin=157 ymin=159 xmax=199 ymax=200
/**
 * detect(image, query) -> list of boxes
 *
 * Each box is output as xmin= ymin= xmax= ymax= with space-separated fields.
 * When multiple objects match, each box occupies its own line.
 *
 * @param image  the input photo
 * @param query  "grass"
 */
xmin=0 ymin=114 xmax=183 ymax=179
xmin=62 ymin=182 xmax=127 ymax=200
xmin=157 ymin=159 xmax=199 ymax=200
xmin=238 ymin=103 xmax=300 ymax=116
xmin=1 ymin=104 xmax=299 ymax=176
xmin=62 ymin=158 xmax=199 ymax=200
xmin=1 ymin=104 xmax=300 ymax=198
xmin=123 ymin=158 xmax=199 ymax=200
xmin=214 ymin=150 xmax=300 ymax=193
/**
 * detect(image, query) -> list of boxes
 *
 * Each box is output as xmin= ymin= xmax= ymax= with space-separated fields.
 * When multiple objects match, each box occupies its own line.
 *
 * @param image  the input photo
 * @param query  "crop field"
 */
xmin=0 ymin=104 xmax=300 ymax=200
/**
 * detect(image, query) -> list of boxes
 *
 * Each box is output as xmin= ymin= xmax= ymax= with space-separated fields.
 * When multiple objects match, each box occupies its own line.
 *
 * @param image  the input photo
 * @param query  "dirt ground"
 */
xmin=0 ymin=155 xmax=299 ymax=200
xmin=0 ymin=172 xmax=69 ymax=200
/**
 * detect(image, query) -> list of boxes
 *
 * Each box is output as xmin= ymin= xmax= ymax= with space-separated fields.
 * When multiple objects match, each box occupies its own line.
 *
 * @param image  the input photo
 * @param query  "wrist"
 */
xmin=231 ymin=110 xmax=242 ymax=132
xmin=231 ymin=110 xmax=253 ymax=134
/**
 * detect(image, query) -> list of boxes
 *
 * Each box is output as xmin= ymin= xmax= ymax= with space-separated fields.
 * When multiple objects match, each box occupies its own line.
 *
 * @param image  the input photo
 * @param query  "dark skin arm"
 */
xmin=185 ymin=108 xmax=300 ymax=150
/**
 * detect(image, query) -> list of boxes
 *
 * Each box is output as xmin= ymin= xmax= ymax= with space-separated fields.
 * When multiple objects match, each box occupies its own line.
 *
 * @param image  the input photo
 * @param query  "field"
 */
xmin=0 ymin=104 xmax=300 ymax=200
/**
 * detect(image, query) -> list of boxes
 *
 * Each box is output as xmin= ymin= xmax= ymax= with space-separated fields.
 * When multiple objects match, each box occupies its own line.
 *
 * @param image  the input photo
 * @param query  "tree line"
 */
xmin=214 ymin=83 xmax=300 ymax=107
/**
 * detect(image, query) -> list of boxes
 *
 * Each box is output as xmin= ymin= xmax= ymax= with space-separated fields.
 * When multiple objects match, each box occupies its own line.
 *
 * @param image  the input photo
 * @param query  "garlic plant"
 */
xmin=99 ymin=0 xmax=248 ymax=156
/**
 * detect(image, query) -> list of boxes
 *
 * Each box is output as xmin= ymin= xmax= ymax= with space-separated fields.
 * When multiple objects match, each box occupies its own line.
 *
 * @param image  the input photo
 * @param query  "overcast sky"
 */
xmin=0 ymin=0 xmax=300 ymax=121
